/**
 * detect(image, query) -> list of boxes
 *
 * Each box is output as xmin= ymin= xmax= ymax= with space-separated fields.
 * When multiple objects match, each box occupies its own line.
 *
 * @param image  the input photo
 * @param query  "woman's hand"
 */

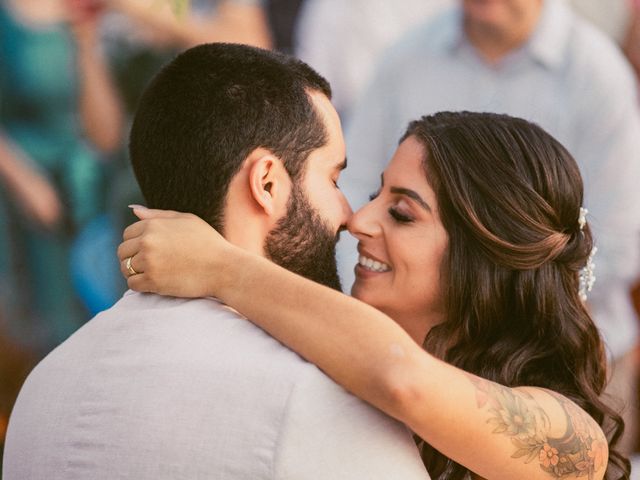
xmin=117 ymin=208 xmax=236 ymax=298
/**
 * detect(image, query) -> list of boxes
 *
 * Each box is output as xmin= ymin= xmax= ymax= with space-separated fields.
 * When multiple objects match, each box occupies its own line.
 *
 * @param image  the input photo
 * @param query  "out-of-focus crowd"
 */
xmin=2 ymin=0 xmax=640 ymax=474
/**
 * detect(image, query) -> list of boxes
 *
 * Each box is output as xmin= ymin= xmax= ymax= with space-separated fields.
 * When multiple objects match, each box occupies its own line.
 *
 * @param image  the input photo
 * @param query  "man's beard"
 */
xmin=264 ymin=184 xmax=342 ymax=291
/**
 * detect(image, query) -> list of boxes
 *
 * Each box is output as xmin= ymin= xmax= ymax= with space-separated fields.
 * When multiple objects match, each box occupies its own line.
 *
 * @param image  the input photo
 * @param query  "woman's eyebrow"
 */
xmin=389 ymin=187 xmax=431 ymax=212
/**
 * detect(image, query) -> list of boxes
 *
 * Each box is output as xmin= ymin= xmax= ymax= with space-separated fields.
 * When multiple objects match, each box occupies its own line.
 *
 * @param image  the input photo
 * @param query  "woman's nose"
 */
xmin=347 ymin=199 xmax=381 ymax=239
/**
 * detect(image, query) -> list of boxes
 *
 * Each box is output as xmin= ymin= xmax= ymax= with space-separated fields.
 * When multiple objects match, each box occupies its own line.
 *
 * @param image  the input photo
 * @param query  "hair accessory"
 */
xmin=577 ymin=207 xmax=595 ymax=301
xmin=578 ymin=246 xmax=597 ymax=302
xmin=578 ymin=207 xmax=588 ymax=231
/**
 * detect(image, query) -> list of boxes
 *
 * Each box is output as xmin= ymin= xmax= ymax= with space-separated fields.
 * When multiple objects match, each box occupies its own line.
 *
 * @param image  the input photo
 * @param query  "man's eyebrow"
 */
xmin=389 ymin=187 xmax=431 ymax=212
xmin=335 ymin=158 xmax=347 ymax=171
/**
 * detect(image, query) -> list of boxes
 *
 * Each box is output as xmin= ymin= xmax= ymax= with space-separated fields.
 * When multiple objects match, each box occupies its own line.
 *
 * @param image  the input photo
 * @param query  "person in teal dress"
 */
xmin=0 ymin=0 xmax=123 ymax=351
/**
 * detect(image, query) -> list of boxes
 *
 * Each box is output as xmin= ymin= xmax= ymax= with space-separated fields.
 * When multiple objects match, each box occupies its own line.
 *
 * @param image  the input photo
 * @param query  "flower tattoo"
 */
xmin=466 ymin=374 xmax=606 ymax=479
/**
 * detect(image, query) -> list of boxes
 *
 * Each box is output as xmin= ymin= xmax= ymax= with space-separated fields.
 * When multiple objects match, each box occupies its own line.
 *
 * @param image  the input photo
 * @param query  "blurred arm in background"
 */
xmin=104 ymin=0 xmax=272 ymax=49
xmin=0 ymin=135 xmax=62 ymax=229
xmin=67 ymin=0 xmax=124 ymax=152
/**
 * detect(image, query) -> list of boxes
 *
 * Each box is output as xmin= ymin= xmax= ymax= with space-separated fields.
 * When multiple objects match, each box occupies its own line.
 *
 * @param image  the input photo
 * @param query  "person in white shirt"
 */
xmin=2 ymin=43 xmax=429 ymax=480
xmin=295 ymin=0 xmax=453 ymax=119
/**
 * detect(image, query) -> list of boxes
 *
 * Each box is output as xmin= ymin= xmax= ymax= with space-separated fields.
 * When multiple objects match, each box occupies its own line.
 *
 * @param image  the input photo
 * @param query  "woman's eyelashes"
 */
xmin=369 ymin=190 xmax=415 ymax=223
xmin=388 ymin=206 xmax=414 ymax=223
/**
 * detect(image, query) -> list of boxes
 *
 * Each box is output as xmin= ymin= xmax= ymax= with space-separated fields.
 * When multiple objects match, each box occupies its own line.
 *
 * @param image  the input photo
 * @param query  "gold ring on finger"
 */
xmin=126 ymin=256 xmax=139 ymax=276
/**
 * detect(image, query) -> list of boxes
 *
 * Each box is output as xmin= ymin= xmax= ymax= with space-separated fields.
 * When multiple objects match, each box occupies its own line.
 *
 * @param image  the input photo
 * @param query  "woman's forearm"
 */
xmin=216 ymin=249 xmax=607 ymax=480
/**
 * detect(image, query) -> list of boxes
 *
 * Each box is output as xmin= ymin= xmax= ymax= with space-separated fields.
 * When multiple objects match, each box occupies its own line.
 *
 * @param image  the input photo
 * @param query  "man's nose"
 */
xmin=339 ymin=191 xmax=354 ymax=228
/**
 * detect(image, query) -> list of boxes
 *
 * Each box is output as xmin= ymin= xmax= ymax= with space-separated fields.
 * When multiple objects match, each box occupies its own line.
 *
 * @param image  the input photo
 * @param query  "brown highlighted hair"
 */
xmin=402 ymin=112 xmax=628 ymax=480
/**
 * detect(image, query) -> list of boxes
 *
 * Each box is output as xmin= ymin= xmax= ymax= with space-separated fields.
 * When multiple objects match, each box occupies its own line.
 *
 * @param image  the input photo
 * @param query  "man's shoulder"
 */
xmin=78 ymin=291 xmax=261 ymax=339
xmin=103 ymin=295 xmax=401 ymax=425
xmin=48 ymin=292 xmax=248 ymax=354
xmin=36 ymin=291 xmax=322 ymax=383
xmin=274 ymin=361 xmax=430 ymax=479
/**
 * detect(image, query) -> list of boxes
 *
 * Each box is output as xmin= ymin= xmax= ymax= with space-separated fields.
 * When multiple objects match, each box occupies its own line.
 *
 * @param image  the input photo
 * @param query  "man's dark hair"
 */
xmin=129 ymin=43 xmax=332 ymax=231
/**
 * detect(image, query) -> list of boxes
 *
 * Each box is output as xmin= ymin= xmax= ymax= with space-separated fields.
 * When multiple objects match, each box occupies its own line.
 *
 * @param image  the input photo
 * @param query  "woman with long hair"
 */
xmin=118 ymin=112 xmax=629 ymax=480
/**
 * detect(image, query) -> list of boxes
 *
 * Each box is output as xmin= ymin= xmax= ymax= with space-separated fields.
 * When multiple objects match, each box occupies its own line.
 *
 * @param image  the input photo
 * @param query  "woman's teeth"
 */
xmin=358 ymin=255 xmax=391 ymax=273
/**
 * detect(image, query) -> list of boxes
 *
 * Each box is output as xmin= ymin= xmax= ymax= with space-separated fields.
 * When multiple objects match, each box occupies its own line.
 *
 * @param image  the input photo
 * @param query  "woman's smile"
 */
xmin=356 ymin=248 xmax=392 ymax=275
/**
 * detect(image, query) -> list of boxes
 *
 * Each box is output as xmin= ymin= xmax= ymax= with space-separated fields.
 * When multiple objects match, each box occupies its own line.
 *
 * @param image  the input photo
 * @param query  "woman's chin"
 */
xmin=350 ymin=280 xmax=368 ymax=302
xmin=351 ymin=281 xmax=382 ymax=310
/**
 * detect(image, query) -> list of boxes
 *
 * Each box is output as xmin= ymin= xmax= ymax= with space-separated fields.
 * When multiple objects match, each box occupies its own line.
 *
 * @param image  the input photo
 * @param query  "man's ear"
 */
xmin=246 ymin=148 xmax=291 ymax=217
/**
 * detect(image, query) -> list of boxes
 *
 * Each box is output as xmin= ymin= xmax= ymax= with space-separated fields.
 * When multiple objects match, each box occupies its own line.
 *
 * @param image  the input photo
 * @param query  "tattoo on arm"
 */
xmin=466 ymin=375 xmax=607 ymax=479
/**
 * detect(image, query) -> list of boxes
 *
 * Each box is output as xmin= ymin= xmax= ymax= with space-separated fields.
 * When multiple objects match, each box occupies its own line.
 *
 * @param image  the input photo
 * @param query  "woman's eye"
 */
xmin=388 ymin=207 xmax=413 ymax=223
xmin=369 ymin=189 xmax=381 ymax=201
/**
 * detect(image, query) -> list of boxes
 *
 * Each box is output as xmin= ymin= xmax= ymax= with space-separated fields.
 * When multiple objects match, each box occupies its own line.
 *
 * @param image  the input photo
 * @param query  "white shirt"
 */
xmin=3 ymin=291 xmax=430 ymax=479
xmin=295 ymin=0 xmax=453 ymax=118
xmin=340 ymin=0 xmax=640 ymax=359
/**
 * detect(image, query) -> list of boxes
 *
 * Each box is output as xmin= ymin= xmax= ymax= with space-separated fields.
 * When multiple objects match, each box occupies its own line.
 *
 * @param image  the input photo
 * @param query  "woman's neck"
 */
xmin=386 ymin=310 xmax=442 ymax=346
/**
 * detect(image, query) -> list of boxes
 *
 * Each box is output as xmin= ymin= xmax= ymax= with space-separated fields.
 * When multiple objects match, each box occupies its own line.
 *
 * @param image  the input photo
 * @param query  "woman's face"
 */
xmin=349 ymin=136 xmax=449 ymax=342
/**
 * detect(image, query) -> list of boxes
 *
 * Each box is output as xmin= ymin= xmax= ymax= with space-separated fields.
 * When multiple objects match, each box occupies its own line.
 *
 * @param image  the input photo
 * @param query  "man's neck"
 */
xmin=463 ymin=2 xmax=544 ymax=65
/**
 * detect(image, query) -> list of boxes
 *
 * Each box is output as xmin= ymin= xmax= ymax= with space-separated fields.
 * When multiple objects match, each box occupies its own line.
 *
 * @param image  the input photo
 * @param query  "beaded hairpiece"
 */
xmin=577 ymin=208 xmax=597 ymax=301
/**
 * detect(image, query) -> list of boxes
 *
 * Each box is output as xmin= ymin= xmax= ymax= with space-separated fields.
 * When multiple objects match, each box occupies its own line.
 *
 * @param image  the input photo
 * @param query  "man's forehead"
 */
xmin=306 ymin=152 xmax=347 ymax=171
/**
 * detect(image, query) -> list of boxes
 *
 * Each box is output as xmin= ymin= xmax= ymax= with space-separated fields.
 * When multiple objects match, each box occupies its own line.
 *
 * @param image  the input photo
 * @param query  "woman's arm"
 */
xmin=118 ymin=210 xmax=608 ymax=480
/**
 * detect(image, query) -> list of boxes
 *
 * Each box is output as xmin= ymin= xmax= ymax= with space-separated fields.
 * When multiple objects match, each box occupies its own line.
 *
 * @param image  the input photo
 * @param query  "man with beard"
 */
xmin=3 ymin=44 xmax=429 ymax=479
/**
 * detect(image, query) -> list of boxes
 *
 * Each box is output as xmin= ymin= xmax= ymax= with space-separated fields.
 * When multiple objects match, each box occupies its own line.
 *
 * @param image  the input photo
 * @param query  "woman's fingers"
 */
xmin=127 ymin=273 xmax=152 ymax=293
xmin=130 ymin=206 xmax=186 ymax=221
xmin=117 ymin=238 xmax=140 ymax=262
xmin=120 ymin=252 xmax=145 ymax=278
xmin=116 ymin=212 xmax=223 ymax=296
xmin=122 ymin=219 xmax=151 ymax=241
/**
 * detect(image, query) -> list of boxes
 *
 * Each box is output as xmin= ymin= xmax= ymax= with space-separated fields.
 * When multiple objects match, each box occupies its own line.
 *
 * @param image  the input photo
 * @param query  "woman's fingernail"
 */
xmin=128 ymin=204 xmax=148 ymax=210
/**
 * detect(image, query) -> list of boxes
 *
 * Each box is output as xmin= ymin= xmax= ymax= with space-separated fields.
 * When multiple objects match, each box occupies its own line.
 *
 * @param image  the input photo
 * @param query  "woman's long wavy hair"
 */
xmin=402 ymin=112 xmax=629 ymax=480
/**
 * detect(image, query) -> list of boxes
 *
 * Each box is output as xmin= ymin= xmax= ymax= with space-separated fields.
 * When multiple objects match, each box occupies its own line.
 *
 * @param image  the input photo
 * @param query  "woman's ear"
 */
xmin=247 ymin=149 xmax=291 ymax=218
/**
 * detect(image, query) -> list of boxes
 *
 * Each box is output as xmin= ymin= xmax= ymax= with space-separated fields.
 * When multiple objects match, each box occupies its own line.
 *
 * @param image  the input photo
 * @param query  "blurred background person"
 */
xmin=339 ymin=0 xmax=640 ymax=455
xmin=103 ymin=0 xmax=271 ymax=51
xmin=623 ymin=0 xmax=640 ymax=84
xmin=0 ymin=320 xmax=34 ymax=476
xmin=265 ymin=0 xmax=304 ymax=54
xmin=295 ymin=0 xmax=453 ymax=119
xmin=0 ymin=0 xmax=124 ymax=350
xmin=101 ymin=0 xmax=271 ymax=126
xmin=568 ymin=0 xmax=640 ymax=87
xmin=568 ymin=0 xmax=632 ymax=45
